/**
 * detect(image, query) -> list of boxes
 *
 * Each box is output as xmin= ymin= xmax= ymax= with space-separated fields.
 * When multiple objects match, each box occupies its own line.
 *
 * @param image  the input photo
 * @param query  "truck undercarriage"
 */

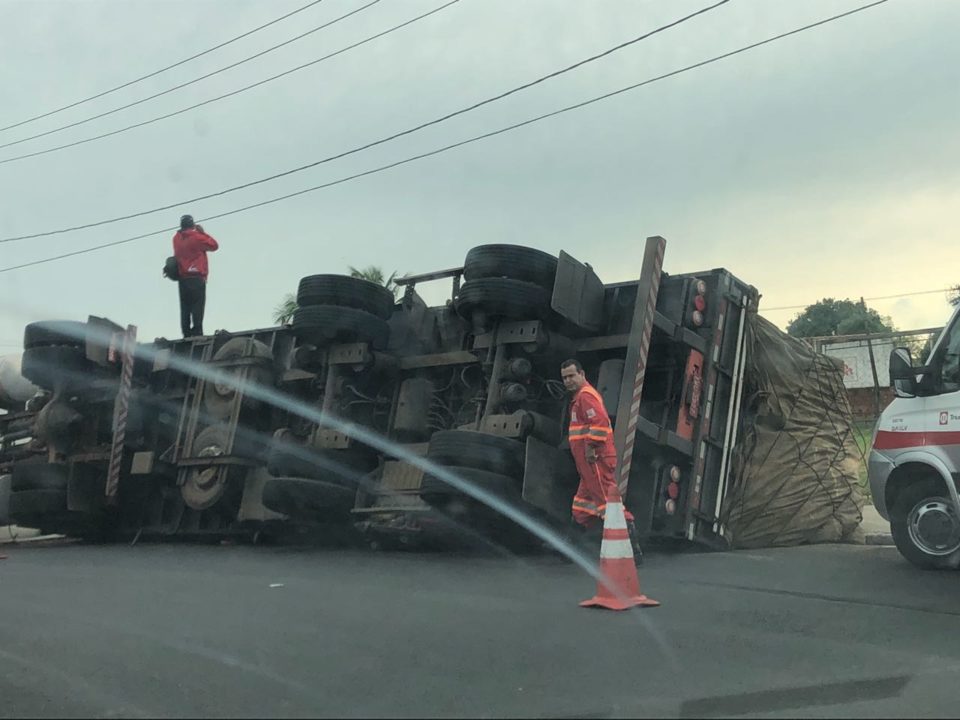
xmin=0 ymin=237 xmax=758 ymax=552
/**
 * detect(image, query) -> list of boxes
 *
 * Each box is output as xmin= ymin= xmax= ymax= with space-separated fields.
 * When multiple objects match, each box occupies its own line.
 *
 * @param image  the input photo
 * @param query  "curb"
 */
xmin=0 ymin=534 xmax=70 ymax=546
xmin=865 ymin=533 xmax=894 ymax=546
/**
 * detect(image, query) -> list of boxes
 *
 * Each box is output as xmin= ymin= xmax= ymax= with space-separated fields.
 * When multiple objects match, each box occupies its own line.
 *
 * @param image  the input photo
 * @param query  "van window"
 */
xmin=939 ymin=320 xmax=960 ymax=393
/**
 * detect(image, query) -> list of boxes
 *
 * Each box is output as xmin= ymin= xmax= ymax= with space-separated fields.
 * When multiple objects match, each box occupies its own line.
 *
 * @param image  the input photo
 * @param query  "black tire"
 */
xmin=427 ymin=430 xmax=526 ymax=480
xmin=20 ymin=345 xmax=91 ymax=392
xmin=23 ymin=320 xmax=88 ymax=350
xmin=297 ymin=275 xmax=395 ymax=320
xmin=267 ymin=441 xmax=378 ymax=488
xmin=261 ymin=477 xmax=356 ymax=519
xmin=9 ymin=489 xmax=68 ymax=516
xmin=455 ymin=278 xmax=551 ymax=322
xmin=890 ymin=480 xmax=960 ymax=570
xmin=463 ymin=245 xmax=558 ymax=289
xmin=292 ymin=305 xmax=390 ymax=350
xmin=0 ymin=474 xmax=10 ymax=525
xmin=203 ymin=338 xmax=274 ymax=420
xmin=420 ymin=465 xmax=520 ymax=505
xmin=10 ymin=462 xmax=70 ymax=492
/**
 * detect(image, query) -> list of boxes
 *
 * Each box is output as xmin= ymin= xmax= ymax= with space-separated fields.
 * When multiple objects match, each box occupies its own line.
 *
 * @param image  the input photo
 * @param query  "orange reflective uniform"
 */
xmin=569 ymin=382 xmax=634 ymax=526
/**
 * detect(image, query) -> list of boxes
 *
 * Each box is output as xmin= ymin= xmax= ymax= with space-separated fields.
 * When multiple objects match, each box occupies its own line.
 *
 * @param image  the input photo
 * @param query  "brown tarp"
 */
xmin=722 ymin=315 xmax=865 ymax=549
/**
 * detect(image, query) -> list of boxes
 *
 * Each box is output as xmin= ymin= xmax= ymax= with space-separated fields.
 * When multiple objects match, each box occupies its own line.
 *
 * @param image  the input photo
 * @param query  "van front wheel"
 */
xmin=890 ymin=481 xmax=960 ymax=570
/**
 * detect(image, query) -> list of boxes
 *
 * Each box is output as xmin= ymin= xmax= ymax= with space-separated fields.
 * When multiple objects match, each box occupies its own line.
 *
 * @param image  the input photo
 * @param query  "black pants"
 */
xmin=178 ymin=277 xmax=207 ymax=338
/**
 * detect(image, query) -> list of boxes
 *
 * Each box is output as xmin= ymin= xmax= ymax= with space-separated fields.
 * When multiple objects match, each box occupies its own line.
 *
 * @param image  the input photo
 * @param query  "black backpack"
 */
xmin=163 ymin=256 xmax=180 ymax=281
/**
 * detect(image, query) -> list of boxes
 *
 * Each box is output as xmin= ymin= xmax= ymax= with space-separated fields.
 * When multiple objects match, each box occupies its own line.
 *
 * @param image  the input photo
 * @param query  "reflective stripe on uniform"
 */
xmin=568 ymin=425 xmax=612 ymax=442
xmin=572 ymin=496 xmax=607 ymax=518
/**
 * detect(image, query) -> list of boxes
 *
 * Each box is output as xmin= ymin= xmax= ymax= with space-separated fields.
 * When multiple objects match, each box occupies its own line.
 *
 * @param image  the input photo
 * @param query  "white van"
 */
xmin=869 ymin=304 xmax=960 ymax=569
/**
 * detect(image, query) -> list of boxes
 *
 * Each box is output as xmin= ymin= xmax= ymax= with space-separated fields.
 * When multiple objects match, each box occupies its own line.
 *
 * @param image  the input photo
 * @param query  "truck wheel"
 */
xmin=292 ymin=305 xmax=390 ymax=350
xmin=890 ymin=481 xmax=960 ymax=570
xmin=11 ymin=462 xmax=69 ymax=492
xmin=297 ymin=275 xmax=395 ymax=320
xmin=261 ymin=477 xmax=356 ymax=519
xmin=180 ymin=424 xmax=258 ymax=511
xmin=203 ymin=338 xmax=274 ymax=420
xmin=420 ymin=465 xmax=520 ymax=507
xmin=20 ymin=346 xmax=91 ymax=392
xmin=455 ymin=278 xmax=551 ymax=322
xmin=23 ymin=320 xmax=88 ymax=350
xmin=463 ymin=245 xmax=558 ymax=289
xmin=426 ymin=430 xmax=526 ymax=480
xmin=267 ymin=441 xmax=378 ymax=488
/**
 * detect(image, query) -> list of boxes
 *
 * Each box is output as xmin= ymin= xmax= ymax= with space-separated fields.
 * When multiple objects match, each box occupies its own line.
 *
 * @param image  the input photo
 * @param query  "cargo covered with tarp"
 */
xmin=722 ymin=315 xmax=865 ymax=549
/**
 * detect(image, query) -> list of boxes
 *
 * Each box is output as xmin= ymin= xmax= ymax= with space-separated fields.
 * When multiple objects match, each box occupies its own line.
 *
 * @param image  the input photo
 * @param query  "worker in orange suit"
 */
xmin=561 ymin=358 xmax=643 ymax=564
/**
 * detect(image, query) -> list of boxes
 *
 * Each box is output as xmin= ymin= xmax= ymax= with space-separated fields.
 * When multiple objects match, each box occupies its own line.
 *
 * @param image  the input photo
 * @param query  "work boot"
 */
xmin=627 ymin=520 xmax=644 ymax=566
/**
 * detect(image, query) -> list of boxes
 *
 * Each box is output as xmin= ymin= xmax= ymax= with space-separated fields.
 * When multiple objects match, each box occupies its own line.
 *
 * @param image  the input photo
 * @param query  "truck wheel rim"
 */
xmin=908 ymin=498 xmax=960 ymax=556
xmin=214 ymin=371 xmax=236 ymax=398
xmin=181 ymin=444 xmax=226 ymax=510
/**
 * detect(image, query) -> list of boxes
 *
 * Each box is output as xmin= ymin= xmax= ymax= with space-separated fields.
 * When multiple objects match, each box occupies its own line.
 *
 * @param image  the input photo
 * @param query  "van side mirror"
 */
xmin=889 ymin=347 xmax=916 ymax=398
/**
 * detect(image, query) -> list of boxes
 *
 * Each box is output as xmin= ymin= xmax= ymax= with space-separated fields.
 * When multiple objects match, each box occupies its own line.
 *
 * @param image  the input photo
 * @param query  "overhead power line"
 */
xmin=763 ymin=288 xmax=954 ymax=312
xmin=0 ymin=0 xmax=731 ymax=243
xmin=0 ymin=0 xmax=460 ymax=168
xmin=0 ymin=0 xmax=892 ymax=275
xmin=0 ymin=0 xmax=327 ymax=134
xmin=0 ymin=0 xmax=382 ymax=152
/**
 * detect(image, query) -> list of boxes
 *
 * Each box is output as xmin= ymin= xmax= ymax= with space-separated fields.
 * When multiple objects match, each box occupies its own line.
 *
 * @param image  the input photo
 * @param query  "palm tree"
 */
xmin=274 ymin=293 xmax=298 ymax=325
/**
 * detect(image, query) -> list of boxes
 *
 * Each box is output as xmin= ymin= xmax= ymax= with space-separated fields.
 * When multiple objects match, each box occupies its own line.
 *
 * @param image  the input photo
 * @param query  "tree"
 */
xmin=949 ymin=285 xmax=960 ymax=307
xmin=786 ymin=298 xmax=895 ymax=339
xmin=273 ymin=293 xmax=298 ymax=325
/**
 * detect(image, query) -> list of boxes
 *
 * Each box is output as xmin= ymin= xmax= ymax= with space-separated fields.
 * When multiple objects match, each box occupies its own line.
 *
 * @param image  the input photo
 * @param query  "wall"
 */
xmin=846 ymin=386 xmax=896 ymax=420
xmin=819 ymin=339 xmax=895 ymax=389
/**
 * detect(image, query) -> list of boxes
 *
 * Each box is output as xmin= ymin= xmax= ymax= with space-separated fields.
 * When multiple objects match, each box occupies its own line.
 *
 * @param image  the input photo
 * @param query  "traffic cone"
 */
xmin=580 ymin=497 xmax=659 ymax=610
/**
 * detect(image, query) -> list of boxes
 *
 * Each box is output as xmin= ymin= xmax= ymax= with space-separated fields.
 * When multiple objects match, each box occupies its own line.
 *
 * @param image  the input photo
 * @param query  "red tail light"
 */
xmin=689 ymin=279 xmax=707 ymax=327
xmin=665 ymin=465 xmax=681 ymax=511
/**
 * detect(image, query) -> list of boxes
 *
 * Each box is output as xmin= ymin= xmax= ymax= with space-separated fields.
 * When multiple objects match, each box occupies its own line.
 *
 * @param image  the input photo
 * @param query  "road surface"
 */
xmin=1 ymin=541 xmax=958 ymax=718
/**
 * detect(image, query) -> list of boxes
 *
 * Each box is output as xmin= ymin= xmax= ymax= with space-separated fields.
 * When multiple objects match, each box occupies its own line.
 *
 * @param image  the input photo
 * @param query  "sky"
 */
xmin=1 ymin=0 xmax=958 ymax=352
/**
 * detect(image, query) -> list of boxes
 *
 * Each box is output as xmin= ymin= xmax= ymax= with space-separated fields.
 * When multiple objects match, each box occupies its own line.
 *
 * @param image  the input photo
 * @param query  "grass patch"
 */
xmin=851 ymin=419 xmax=874 ymax=502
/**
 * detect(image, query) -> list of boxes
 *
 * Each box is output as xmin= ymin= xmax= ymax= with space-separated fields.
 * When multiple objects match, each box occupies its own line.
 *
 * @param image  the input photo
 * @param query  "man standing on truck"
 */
xmin=561 ymin=358 xmax=644 ymax=564
xmin=172 ymin=214 xmax=218 ymax=338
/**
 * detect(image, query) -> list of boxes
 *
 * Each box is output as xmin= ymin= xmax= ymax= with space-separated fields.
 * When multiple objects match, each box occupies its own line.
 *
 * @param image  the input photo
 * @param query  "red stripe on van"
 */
xmin=873 ymin=430 xmax=960 ymax=450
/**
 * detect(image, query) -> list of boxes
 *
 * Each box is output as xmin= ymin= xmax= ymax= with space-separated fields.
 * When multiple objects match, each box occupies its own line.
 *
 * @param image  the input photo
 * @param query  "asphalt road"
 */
xmin=1 ymin=540 xmax=958 ymax=719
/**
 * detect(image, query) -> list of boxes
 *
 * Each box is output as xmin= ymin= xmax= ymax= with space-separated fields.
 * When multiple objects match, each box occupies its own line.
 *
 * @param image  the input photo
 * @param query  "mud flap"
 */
xmin=551 ymin=251 xmax=605 ymax=332
xmin=0 ymin=474 xmax=10 ymax=525
xmin=237 ymin=467 xmax=288 ymax=523
xmin=521 ymin=436 xmax=579 ymax=522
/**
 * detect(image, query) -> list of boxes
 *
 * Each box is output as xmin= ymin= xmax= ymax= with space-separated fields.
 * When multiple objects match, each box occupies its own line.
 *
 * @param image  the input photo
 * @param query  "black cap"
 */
xmin=180 ymin=214 xmax=195 ymax=230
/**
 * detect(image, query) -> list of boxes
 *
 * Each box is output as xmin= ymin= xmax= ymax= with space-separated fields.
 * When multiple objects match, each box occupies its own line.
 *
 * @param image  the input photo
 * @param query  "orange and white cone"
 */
xmin=580 ymin=497 xmax=659 ymax=611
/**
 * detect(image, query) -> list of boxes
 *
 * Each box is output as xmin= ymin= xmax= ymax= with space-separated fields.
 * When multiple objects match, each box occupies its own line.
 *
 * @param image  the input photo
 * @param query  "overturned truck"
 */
xmin=0 ymin=237 xmax=862 ymax=550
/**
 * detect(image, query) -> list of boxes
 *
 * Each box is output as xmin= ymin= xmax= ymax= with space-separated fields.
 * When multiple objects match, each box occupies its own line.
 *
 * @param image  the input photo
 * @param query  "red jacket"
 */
xmin=173 ymin=228 xmax=218 ymax=279
xmin=568 ymin=383 xmax=615 ymax=457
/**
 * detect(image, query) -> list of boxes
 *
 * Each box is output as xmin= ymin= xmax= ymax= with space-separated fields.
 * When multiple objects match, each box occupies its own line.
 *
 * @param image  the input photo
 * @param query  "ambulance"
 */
xmin=869 ymin=304 xmax=960 ymax=568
